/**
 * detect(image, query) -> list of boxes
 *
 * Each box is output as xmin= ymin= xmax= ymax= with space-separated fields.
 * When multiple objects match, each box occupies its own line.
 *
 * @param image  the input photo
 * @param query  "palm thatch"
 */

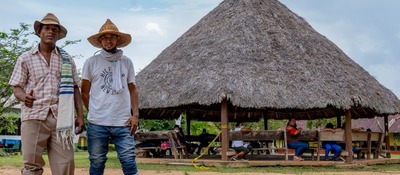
xmin=136 ymin=0 xmax=400 ymax=121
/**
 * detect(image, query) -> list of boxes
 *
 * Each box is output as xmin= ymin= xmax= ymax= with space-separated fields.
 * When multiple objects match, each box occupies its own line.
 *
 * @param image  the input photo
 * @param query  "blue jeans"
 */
xmin=353 ymin=146 xmax=360 ymax=153
xmin=87 ymin=123 xmax=138 ymax=175
xmin=322 ymin=142 xmax=342 ymax=160
xmin=288 ymin=141 xmax=309 ymax=156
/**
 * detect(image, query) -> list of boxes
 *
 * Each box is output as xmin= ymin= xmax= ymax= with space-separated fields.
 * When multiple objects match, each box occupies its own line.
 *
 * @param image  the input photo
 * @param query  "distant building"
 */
xmin=351 ymin=114 xmax=400 ymax=133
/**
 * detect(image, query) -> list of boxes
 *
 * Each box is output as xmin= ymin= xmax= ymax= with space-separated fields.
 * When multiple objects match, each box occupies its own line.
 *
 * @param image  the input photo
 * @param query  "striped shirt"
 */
xmin=9 ymin=45 xmax=80 ymax=121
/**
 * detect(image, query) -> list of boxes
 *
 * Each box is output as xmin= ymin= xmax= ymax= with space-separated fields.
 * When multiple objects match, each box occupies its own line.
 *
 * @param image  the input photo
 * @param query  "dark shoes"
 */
xmin=331 ymin=157 xmax=341 ymax=161
xmin=324 ymin=157 xmax=340 ymax=161
xmin=231 ymin=157 xmax=249 ymax=161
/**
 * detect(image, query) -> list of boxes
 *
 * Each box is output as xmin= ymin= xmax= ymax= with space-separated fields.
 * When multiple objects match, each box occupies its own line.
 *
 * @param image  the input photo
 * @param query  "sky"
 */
xmin=1 ymin=0 xmax=399 ymax=99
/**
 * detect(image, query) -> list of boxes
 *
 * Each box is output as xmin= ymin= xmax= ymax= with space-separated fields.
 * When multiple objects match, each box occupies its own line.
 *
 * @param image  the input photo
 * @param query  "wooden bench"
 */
xmin=135 ymin=147 xmax=154 ymax=157
xmin=353 ymin=131 xmax=383 ymax=159
xmin=229 ymin=130 xmax=320 ymax=161
xmin=317 ymin=130 xmax=346 ymax=161
xmin=317 ymin=130 xmax=384 ymax=161
xmin=186 ymin=134 xmax=218 ymax=155
xmin=134 ymin=131 xmax=184 ymax=159
xmin=285 ymin=130 xmax=319 ymax=160
xmin=229 ymin=130 xmax=288 ymax=160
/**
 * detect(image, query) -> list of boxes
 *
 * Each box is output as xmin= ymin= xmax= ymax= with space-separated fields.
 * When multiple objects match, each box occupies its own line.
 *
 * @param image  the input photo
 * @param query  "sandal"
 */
xmin=293 ymin=156 xmax=303 ymax=161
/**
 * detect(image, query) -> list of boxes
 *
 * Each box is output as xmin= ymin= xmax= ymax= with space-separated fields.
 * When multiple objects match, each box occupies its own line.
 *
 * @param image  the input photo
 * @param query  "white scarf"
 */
xmin=56 ymin=48 xmax=75 ymax=150
xmin=100 ymin=49 xmax=124 ymax=94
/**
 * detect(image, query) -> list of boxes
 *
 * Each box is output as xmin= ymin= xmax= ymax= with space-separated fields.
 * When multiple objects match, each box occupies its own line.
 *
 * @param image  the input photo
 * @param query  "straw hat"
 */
xmin=88 ymin=19 xmax=132 ymax=48
xmin=34 ymin=13 xmax=67 ymax=40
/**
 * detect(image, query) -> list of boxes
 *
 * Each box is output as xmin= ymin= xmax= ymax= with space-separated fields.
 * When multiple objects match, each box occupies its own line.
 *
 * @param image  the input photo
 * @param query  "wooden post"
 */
xmin=186 ymin=109 xmax=191 ymax=136
xmin=263 ymin=112 xmax=268 ymax=130
xmin=344 ymin=110 xmax=353 ymax=163
xmin=336 ymin=115 xmax=342 ymax=129
xmin=168 ymin=132 xmax=179 ymax=159
xmin=221 ymin=99 xmax=229 ymax=161
xmin=384 ymin=115 xmax=391 ymax=158
xmin=366 ymin=132 xmax=372 ymax=159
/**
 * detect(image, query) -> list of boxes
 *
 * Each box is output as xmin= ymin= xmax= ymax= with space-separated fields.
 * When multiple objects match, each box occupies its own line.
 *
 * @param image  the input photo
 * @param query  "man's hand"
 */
xmin=125 ymin=114 xmax=139 ymax=136
xmin=74 ymin=116 xmax=85 ymax=134
xmin=24 ymin=90 xmax=36 ymax=108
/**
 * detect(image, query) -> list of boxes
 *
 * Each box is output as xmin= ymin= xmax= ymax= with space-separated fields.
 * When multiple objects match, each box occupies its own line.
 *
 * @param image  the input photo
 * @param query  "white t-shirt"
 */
xmin=82 ymin=53 xmax=136 ymax=126
xmin=231 ymin=127 xmax=244 ymax=148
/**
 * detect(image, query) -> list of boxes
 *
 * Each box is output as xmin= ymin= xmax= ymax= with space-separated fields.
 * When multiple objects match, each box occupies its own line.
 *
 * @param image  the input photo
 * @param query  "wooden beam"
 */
xmin=384 ymin=115 xmax=391 ymax=158
xmin=221 ymin=99 xmax=229 ymax=161
xmin=344 ymin=110 xmax=353 ymax=163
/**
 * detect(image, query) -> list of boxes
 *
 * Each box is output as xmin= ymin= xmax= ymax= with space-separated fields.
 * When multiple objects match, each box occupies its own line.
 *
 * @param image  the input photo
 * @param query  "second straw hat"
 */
xmin=88 ymin=19 xmax=132 ymax=48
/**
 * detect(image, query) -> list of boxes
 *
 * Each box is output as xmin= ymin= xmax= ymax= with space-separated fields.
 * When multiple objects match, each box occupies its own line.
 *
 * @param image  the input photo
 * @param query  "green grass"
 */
xmin=2 ymin=151 xmax=400 ymax=174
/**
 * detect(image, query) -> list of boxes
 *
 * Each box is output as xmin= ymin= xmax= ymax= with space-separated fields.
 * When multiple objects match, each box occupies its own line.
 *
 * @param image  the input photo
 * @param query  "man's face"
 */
xmin=99 ymin=34 xmax=119 ymax=51
xmin=39 ymin=24 xmax=60 ymax=45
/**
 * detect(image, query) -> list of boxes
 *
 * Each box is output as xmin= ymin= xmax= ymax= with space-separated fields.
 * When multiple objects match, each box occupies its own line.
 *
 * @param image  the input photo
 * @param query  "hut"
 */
xmin=352 ymin=114 xmax=400 ymax=150
xmin=353 ymin=114 xmax=400 ymax=133
xmin=136 ymin=0 xmax=400 ymax=162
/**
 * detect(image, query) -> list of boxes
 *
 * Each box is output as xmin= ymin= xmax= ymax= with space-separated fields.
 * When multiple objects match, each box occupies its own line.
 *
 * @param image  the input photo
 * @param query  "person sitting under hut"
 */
xmin=286 ymin=118 xmax=309 ymax=161
xmin=230 ymin=122 xmax=252 ymax=161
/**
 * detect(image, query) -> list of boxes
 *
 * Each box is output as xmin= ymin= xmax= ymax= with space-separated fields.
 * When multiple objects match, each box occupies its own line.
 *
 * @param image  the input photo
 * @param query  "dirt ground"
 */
xmin=1 ymin=167 xmax=400 ymax=175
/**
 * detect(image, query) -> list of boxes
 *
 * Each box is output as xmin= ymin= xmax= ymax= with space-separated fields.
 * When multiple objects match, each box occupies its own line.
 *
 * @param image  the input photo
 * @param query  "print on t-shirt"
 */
xmin=100 ymin=66 xmax=125 ymax=94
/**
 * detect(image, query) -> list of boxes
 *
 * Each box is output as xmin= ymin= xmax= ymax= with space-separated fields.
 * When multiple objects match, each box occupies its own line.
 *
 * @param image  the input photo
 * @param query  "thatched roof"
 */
xmin=136 ymin=0 xmax=400 ymax=121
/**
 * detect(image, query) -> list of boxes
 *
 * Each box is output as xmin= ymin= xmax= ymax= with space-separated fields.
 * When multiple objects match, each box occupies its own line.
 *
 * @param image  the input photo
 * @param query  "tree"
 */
xmin=0 ymin=23 xmax=81 ymax=134
xmin=0 ymin=23 xmax=33 ymax=134
xmin=0 ymin=113 xmax=19 ymax=134
xmin=138 ymin=119 xmax=175 ymax=131
xmin=0 ymin=23 xmax=33 ymax=113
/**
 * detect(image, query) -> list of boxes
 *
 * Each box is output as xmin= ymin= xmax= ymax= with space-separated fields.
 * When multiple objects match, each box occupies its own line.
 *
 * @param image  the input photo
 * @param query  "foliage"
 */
xmin=138 ymin=113 xmax=221 ymax=136
xmin=0 ymin=23 xmax=33 ymax=114
xmin=0 ymin=113 xmax=19 ymax=134
xmin=0 ymin=23 xmax=33 ymax=134
xmin=138 ymin=119 xmax=175 ymax=131
xmin=306 ymin=117 xmax=342 ymax=130
xmin=0 ymin=149 xmax=9 ymax=157
xmin=267 ymin=119 xmax=287 ymax=130
xmin=189 ymin=121 xmax=220 ymax=136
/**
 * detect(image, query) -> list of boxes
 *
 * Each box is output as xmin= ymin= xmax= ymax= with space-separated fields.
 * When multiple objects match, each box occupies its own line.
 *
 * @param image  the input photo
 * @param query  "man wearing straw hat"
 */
xmin=81 ymin=19 xmax=139 ymax=175
xmin=9 ymin=13 xmax=85 ymax=175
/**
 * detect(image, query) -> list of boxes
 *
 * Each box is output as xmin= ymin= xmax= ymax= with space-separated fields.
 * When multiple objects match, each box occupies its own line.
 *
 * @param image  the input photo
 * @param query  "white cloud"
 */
xmin=128 ymin=6 xmax=143 ymax=12
xmin=145 ymin=22 xmax=163 ymax=35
